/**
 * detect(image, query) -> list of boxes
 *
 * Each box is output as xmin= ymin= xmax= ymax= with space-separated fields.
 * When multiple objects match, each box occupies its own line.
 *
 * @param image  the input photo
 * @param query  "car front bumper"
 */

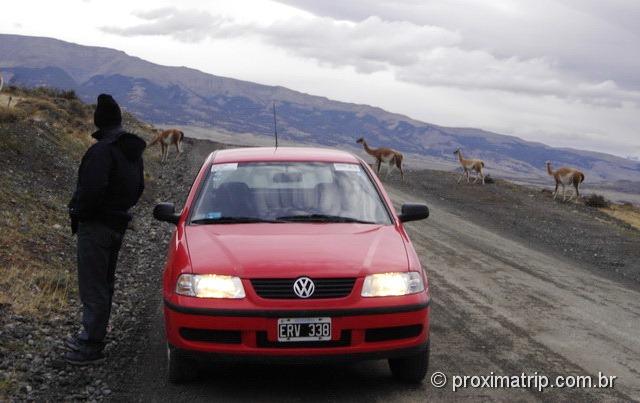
xmin=164 ymin=298 xmax=429 ymax=359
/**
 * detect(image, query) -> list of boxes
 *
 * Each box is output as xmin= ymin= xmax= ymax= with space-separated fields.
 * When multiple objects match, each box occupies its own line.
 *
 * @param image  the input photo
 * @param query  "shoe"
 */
xmin=65 ymin=335 xmax=106 ymax=352
xmin=65 ymin=336 xmax=84 ymax=352
xmin=64 ymin=349 xmax=105 ymax=366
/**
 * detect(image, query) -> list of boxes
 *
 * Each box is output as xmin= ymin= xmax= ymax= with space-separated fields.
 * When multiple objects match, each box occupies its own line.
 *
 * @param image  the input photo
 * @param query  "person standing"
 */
xmin=66 ymin=94 xmax=146 ymax=365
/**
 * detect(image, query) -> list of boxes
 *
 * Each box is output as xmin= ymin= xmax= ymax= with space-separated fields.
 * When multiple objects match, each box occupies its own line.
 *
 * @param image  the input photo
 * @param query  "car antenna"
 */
xmin=272 ymin=101 xmax=278 ymax=149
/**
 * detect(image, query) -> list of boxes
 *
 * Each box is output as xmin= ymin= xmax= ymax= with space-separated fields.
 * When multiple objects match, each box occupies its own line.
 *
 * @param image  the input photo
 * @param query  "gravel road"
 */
xmin=110 ymin=141 xmax=640 ymax=402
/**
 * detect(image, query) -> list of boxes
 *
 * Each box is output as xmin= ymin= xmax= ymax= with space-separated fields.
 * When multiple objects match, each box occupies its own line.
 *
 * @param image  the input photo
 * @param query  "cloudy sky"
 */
xmin=3 ymin=0 xmax=640 ymax=158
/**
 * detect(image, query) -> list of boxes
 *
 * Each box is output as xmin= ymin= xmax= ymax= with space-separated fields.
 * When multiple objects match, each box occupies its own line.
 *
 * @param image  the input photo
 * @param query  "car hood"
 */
xmin=185 ymin=224 xmax=409 ymax=278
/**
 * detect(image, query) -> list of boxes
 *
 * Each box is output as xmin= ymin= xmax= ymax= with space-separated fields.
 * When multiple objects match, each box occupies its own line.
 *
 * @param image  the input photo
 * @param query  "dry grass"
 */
xmin=0 ymin=265 xmax=74 ymax=315
xmin=0 ymin=105 xmax=26 ymax=123
xmin=9 ymin=90 xmax=94 ymax=134
xmin=0 ymin=184 xmax=76 ymax=315
xmin=61 ymin=128 xmax=94 ymax=155
xmin=17 ymin=97 xmax=71 ymax=122
xmin=601 ymin=203 xmax=640 ymax=230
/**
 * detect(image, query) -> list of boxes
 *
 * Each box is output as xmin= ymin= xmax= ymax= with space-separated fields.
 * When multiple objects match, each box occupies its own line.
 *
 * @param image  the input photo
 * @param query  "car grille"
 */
xmin=251 ymin=278 xmax=356 ymax=299
xmin=179 ymin=328 xmax=242 ymax=344
xmin=365 ymin=325 xmax=423 ymax=342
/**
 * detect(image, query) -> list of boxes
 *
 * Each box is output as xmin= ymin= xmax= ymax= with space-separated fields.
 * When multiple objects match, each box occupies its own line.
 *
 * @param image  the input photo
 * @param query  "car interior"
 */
xmin=192 ymin=164 xmax=390 ymax=223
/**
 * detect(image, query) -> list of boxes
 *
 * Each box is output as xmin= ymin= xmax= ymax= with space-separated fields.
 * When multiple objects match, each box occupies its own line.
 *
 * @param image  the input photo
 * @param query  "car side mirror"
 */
xmin=398 ymin=203 xmax=429 ymax=223
xmin=153 ymin=202 xmax=180 ymax=224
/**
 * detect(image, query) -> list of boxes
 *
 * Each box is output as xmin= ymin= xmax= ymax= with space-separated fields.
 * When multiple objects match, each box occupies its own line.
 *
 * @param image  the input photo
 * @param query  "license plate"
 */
xmin=277 ymin=317 xmax=332 ymax=342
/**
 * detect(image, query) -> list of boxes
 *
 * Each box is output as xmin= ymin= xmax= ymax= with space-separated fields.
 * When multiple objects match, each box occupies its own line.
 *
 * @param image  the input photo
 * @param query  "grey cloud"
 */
xmin=255 ymin=12 xmax=640 ymax=106
xmin=255 ymin=16 xmax=461 ymax=73
xmin=102 ymin=7 xmax=232 ymax=42
xmin=274 ymin=0 xmax=640 ymax=91
xmin=102 ymin=5 xmax=640 ymax=106
xmin=398 ymin=48 xmax=640 ymax=106
xmin=102 ymin=9 xmax=461 ymax=73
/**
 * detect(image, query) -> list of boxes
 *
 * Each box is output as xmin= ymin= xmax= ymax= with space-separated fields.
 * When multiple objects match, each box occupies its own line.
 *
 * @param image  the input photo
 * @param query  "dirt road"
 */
xmin=114 ymin=141 xmax=640 ymax=402
xmin=390 ymin=186 xmax=640 ymax=401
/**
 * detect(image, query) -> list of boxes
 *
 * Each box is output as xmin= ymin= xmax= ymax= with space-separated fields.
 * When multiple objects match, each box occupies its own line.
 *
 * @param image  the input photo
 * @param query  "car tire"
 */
xmin=388 ymin=341 xmax=430 ymax=383
xmin=167 ymin=344 xmax=196 ymax=383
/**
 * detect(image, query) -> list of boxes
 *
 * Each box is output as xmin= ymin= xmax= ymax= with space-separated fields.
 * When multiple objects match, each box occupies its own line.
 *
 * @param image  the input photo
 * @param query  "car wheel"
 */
xmin=388 ymin=341 xmax=430 ymax=383
xmin=167 ymin=344 xmax=196 ymax=383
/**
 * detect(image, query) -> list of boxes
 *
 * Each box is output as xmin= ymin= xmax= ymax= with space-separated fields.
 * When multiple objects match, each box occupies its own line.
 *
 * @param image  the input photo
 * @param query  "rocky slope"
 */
xmin=0 ymin=87 xmax=222 ymax=401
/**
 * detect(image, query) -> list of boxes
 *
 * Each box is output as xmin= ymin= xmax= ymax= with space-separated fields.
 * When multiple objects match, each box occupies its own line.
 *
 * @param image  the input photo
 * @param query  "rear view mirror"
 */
xmin=273 ymin=172 xmax=302 ymax=183
xmin=398 ymin=203 xmax=429 ymax=223
xmin=153 ymin=202 xmax=180 ymax=225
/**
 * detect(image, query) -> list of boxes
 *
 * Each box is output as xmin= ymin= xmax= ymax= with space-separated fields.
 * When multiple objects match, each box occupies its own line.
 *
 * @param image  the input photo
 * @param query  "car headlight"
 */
xmin=361 ymin=272 xmax=424 ymax=297
xmin=175 ymin=274 xmax=245 ymax=298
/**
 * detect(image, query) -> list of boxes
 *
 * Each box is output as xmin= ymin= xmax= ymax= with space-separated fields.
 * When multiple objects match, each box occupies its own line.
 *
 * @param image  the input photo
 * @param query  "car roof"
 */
xmin=211 ymin=147 xmax=361 ymax=164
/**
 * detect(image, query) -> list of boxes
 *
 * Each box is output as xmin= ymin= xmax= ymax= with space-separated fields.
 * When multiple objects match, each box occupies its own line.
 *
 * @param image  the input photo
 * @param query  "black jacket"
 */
xmin=69 ymin=126 xmax=146 ymax=233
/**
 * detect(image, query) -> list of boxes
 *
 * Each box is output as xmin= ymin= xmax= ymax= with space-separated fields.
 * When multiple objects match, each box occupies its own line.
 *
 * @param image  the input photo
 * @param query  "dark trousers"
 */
xmin=76 ymin=221 xmax=125 ymax=347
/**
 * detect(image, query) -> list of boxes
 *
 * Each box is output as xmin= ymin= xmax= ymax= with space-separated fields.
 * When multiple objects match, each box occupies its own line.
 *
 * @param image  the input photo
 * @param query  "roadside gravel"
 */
xmin=0 ymin=127 xmax=221 ymax=401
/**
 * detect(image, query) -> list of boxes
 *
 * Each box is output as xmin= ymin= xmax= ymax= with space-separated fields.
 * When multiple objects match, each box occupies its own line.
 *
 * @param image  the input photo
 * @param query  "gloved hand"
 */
xmin=69 ymin=208 xmax=79 ymax=235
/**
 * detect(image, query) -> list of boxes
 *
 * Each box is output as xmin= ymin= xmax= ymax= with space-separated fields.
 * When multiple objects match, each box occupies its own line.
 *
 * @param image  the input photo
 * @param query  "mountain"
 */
xmin=1 ymin=33 xmax=639 ymax=187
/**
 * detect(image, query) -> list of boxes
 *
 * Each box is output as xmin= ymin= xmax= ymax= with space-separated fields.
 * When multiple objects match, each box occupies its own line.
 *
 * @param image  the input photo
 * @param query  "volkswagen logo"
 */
xmin=293 ymin=277 xmax=315 ymax=298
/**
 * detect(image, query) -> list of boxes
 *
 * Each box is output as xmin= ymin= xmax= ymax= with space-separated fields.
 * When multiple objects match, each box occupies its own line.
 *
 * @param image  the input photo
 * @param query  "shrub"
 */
xmin=28 ymin=86 xmax=78 ymax=100
xmin=60 ymin=90 xmax=78 ymax=100
xmin=17 ymin=98 xmax=69 ymax=122
xmin=584 ymin=194 xmax=610 ymax=208
xmin=0 ymin=105 xmax=26 ymax=123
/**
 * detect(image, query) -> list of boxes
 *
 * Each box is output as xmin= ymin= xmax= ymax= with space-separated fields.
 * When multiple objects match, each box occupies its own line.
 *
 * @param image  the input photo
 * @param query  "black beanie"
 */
xmin=94 ymin=94 xmax=122 ymax=129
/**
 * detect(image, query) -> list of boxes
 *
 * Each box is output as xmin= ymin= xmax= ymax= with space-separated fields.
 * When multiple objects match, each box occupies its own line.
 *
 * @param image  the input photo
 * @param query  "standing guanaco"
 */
xmin=453 ymin=148 xmax=485 ymax=184
xmin=356 ymin=137 xmax=404 ymax=180
xmin=546 ymin=161 xmax=585 ymax=202
xmin=149 ymin=129 xmax=184 ymax=162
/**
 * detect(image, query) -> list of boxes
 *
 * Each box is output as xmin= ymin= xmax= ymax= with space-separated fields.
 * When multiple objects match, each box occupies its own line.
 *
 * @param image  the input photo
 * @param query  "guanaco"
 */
xmin=453 ymin=148 xmax=485 ymax=184
xmin=149 ymin=128 xmax=184 ymax=162
xmin=356 ymin=137 xmax=404 ymax=180
xmin=546 ymin=161 xmax=585 ymax=202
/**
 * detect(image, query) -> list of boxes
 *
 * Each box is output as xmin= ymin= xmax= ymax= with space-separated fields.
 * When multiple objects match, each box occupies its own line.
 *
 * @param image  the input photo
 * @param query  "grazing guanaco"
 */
xmin=453 ymin=148 xmax=485 ymax=184
xmin=356 ymin=137 xmax=404 ymax=180
xmin=546 ymin=161 xmax=585 ymax=202
xmin=149 ymin=128 xmax=184 ymax=162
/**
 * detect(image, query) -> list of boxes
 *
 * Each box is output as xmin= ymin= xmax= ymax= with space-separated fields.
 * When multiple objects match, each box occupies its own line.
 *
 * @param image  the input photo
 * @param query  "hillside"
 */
xmin=1 ymin=33 xmax=639 ymax=190
xmin=0 ymin=87 xmax=179 ymax=400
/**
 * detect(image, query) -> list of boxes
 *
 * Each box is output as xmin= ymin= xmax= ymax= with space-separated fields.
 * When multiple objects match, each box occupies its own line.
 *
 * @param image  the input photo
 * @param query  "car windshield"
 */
xmin=190 ymin=161 xmax=392 ymax=225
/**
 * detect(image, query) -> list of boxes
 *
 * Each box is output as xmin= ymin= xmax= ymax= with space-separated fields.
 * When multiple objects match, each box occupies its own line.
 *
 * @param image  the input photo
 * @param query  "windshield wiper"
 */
xmin=276 ymin=214 xmax=376 ymax=224
xmin=191 ymin=216 xmax=284 ymax=224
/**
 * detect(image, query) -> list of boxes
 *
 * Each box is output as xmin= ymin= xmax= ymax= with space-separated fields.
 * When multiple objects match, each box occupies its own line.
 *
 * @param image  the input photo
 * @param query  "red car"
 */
xmin=154 ymin=147 xmax=430 ymax=383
